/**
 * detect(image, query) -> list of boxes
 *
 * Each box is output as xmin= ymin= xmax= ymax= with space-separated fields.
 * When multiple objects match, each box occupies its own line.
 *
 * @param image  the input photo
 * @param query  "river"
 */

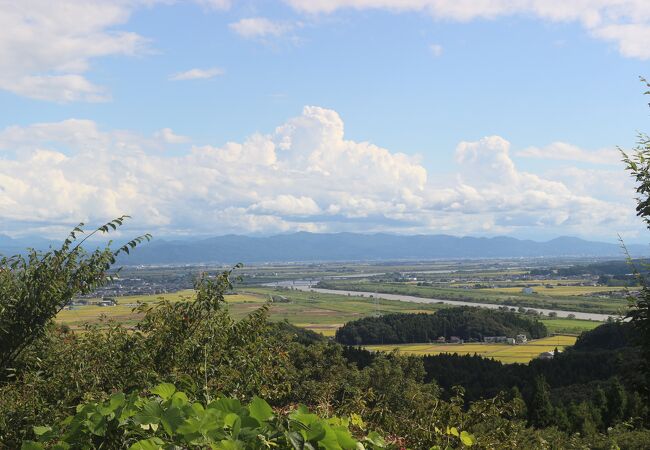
xmin=267 ymin=280 xmax=615 ymax=322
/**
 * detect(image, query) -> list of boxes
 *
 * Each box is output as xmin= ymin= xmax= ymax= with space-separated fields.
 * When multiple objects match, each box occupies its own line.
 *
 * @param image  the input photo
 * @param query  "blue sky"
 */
xmin=0 ymin=0 xmax=649 ymax=242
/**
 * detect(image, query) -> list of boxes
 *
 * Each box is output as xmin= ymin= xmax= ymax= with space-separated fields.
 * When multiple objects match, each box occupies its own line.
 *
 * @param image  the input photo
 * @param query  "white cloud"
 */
xmin=283 ymin=0 xmax=650 ymax=60
xmin=0 ymin=0 xmax=233 ymax=102
xmin=193 ymin=0 xmax=232 ymax=10
xmin=154 ymin=128 xmax=190 ymax=144
xmin=429 ymin=43 xmax=443 ymax=57
xmin=517 ymin=142 xmax=621 ymax=165
xmin=0 ymin=0 xmax=148 ymax=102
xmin=169 ymin=68 xmax=224 ymax=81
xmin=0 ymin=106 xmax=639 ymax=240
xmin=229 ymin=17 xmax=295 ymax=39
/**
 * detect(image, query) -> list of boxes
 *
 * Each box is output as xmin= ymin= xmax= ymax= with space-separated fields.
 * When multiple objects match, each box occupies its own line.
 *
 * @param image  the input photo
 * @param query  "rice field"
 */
xmin=365 ymin=335 xmax=577 ymax=364
xmin=56 ymin=291 xmax=265 ymax=328
xmin=482 ymin=285 xmax=632 ymax=296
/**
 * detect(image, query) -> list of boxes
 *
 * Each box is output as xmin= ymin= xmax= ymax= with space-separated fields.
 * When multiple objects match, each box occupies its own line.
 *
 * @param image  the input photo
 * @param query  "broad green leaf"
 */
xmin=51 ymin=443 xmax=71 ymax=450
xmin=460 ymin=431 xmax=475 ymax=447
xmin=364 ymin=431 xmax=385 ymax=448
xmin=86 ymin=411 xmax=107 ymax=436
xmin=448 ymin=427 xmax=459 ymax=437
xmin=161 ymin=406 xmax=184 ymax=435
xmin=134 ymin=400 xmax=163 ymax=425
xmin=210 ymin=398 xmax=242 ymax=415
xmin=317 ymin=425 xmax=343 ymax=450
xmin=151 ymin=383 xmax=176 ymax=401
xmin=32 ymin=426 xmax=51 ymax=436
xmin=170 ymin=391 xmax=189 ymax=408
xmin=217 ymin=439 xmax=245 ymax=450
xmin=248 ymin=397 xmax=273 ymax=423
xmin=333 ymin=426 xmax=358 ymax=449
xmin=128 ymin=437 xmax=165 ymax=450
xmin=20 ymin=442 xmax=44 ymax=450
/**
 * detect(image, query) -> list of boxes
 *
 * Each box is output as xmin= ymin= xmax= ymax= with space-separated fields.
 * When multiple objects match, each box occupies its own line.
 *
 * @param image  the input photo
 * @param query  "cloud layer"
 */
xmin=0 ymin=107 xmax=637 ymax=240
xmin=284 ymin=0 xmax=650 ymax=59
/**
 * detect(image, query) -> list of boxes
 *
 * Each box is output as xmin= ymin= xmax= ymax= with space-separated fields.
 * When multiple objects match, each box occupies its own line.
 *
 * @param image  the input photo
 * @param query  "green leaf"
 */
xmin=286 ymin=431 xmax=305 ymax=450
xmin=364 ymin=431 xmax=386 ymax=448
xmin=86 ymin=411 xmax=108 ymax=436
xmin=151 ymin=383 xmax=176 ymax=401
xmin=128 ymin=437 xmax=166 ymax=450
xmin=448 ymin=427 xmax=459 ymax=437
xmin=32 ymin=426 xmax=51 ymax=436
xmin=248 ymin=397 xmax=273 ymax=423
xmin=161 ymin=406 xmax=184 ymax=435
xmin=217 ymin=440 xmax=245 ymax=450
xmin=460 ymin=431 xmax=475 ymax=447
xmin=210 ymin=398 xmax=242 ymax=415
xmin=316 ymin=424 xmax=343 ymax=450
xmin=170 ymin=391 xmax=189 ymax=408
xmin=333 ymin=426 xmax=358 ymax=449
xmin=134 ymin=400 xmax=163 ymax=425
xmin=51 ymin=443 xmax=71 ymax=450
xmin=20 ymin=442 xmax=44 ymax=450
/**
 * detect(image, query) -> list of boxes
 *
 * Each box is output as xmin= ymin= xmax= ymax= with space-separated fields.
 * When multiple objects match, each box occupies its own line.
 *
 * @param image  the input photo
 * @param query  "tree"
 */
xmin=528 ymin=375 xmax=554 ymax=428
xmin=0 ymin=217 xmax=150 ymax=376
xmin=622 ymin=77 xmax=650 ymax=394
xmin=606 ymin=378 xmax=627 ymax=426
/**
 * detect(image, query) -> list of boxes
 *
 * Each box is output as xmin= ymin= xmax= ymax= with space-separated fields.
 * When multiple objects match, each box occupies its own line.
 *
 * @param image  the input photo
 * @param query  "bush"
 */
xmin=21 ymin=383 xmax=388 ymax=450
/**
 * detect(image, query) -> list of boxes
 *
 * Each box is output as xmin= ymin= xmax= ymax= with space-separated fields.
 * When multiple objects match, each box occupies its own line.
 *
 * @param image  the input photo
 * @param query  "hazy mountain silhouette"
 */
xmin=1 ymin=232 xmax=645 ymax=264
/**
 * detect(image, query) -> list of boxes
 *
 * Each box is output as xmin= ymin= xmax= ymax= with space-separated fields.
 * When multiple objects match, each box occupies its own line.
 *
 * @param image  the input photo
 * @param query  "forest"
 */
xmin=334 ymin=308 xmax=548 ymax=345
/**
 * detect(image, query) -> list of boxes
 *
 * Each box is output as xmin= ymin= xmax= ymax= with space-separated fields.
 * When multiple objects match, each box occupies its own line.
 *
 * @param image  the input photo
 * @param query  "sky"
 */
xmin=1 ymin=0 xmax=650 ymax=243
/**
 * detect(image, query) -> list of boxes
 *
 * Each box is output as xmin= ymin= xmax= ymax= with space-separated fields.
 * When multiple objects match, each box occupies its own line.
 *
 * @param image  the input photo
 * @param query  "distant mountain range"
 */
xmin=1 ymin=232 xmax=646 ymax=264
xmin=3 ymin=232 xmax=641 ymax=264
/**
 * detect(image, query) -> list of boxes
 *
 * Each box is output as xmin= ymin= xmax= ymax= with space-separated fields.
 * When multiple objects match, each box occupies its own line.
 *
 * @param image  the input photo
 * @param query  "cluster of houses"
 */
xmin=484 ymin=334 xmax=529 ymax=345
xmin=66 ymin=297 xmax=118 ymax=309
xmin=436 ymin=336 xmax=464 ymax=344
xmin=434 ymin=333 xmax=529 ymax=345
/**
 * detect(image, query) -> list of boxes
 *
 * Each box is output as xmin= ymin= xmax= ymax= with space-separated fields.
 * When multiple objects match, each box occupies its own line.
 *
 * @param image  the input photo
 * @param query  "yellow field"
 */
xmin=56 ymin=291 xmax=265 ymax=328
xmin=365 ymin=335 xmax=576 ymax=364
xmin=294 ymin=323 xmax=341 ymax=336
xmin=480 ymin=285 xmax=631 ymax=296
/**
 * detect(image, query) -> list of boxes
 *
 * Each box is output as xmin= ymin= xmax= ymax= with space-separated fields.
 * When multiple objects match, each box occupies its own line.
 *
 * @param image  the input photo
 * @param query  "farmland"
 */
xmin=365 ymin=335 xmax=577 ymax=364
xmin=315 ymin=279 xmax=630 ymax=315
xmin=56 ymin=285 xmax=600 ymax=337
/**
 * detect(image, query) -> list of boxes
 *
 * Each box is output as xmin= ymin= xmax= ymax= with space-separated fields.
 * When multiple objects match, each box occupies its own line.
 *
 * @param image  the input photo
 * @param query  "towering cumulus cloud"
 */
xmin=0 ymin=107 xmax=635 ymax=238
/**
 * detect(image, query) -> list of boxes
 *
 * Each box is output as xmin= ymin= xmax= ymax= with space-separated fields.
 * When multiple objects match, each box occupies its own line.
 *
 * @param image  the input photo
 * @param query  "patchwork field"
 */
xmin=365 ymin=335 xmax=577 ymax=364
xmin=55 ymin=287 xmax=444 ymax=332
xmin=55 ymin=288 xmax=600 ymax=339
xmin=315 ymin=280 xmax=628 ymax=315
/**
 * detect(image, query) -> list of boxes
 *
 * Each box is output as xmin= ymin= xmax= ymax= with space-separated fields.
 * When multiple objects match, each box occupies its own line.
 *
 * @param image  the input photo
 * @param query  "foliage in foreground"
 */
xmin=21 ymin=383 xmax=389 ymax=450
xmin=0 ymin=217 xmax=150 ymax=375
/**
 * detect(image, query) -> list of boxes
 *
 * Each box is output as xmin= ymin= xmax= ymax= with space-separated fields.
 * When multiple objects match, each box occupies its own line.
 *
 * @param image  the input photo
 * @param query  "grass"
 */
xmin=365 ymin=335 xmax=577 ymax=364
xmin=540 ymin=318 xmax=600 ymax=335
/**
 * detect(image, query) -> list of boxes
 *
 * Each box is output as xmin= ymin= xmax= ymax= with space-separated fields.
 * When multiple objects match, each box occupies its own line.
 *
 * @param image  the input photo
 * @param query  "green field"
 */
xmin=483 ymin=285 xmax=631 ymax=296
xmin=365 ymin=335 xmax=577 ymax=364
xmin=56 ymin=287 xmax=445 ymax=333
xmin=56 ymin=287 xmax=602 ymax=342
xmin=540 ymin=318 xmax=600 ymax=334
xmin=316 ymin=280 xmax=629 ymax=315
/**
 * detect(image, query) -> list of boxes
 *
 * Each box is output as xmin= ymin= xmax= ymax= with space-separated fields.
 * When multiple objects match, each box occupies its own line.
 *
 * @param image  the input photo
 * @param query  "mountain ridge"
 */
xmin=1 ymin=232 xmax=645 ymax=264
